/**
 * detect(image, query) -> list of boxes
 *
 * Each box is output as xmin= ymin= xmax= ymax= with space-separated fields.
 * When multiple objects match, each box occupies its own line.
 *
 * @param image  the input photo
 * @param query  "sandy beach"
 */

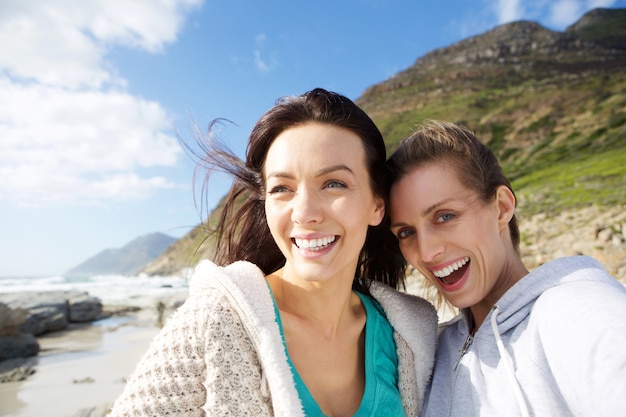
xmin=0 ymin=312 xmax=160 ymax=417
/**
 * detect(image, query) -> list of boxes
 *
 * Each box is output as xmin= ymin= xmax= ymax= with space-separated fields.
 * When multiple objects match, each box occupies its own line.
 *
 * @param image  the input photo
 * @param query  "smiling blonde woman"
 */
xmin=388 ymin=120 xmax=626 ymax=417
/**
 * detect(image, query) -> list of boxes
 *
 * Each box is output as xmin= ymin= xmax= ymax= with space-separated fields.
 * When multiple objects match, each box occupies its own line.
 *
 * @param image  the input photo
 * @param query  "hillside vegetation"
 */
xmin=143 ymin=8 xmax=626 ymax=278
xmin=357 ymin=7 xmax=626 ymax=216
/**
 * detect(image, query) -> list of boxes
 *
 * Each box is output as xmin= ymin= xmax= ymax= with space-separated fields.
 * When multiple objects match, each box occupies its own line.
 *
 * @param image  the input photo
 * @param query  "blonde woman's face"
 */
xmin=389 ymin=161 xmax=512 ymax=309
xmin=263 ymin=122 xmax=384 ymax=286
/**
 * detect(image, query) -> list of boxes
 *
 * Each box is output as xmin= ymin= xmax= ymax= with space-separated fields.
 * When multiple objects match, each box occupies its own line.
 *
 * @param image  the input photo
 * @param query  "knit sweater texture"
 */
xmin=109 ymin=260 xmax=438 ymax=416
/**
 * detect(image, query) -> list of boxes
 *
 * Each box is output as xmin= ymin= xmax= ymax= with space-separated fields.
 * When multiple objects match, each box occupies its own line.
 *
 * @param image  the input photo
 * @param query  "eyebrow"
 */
xmin=389 ymin=198 xmax=456 ymax=230
xmin=421 ymin=198 xmax=456 ymax=217
xmin=266 ymin=164 xmax=354 ymax=179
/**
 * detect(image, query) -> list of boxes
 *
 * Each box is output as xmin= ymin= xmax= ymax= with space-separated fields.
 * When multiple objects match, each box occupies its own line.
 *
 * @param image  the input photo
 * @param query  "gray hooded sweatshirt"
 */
xmin=422 ymin=256 xmax=626 ymax=417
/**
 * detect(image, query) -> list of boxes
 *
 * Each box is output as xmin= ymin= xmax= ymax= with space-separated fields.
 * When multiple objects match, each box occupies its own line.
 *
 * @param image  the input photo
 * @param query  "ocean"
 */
xmin=0 ymin=272 xmax=190 ymax=307
xmin=0 ymin=273 xmax=189 ymax=417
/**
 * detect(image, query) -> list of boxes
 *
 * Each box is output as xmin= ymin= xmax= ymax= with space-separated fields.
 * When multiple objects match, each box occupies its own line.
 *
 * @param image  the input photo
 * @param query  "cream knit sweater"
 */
xmin=109 ymin=260 xmax=438 ymax=416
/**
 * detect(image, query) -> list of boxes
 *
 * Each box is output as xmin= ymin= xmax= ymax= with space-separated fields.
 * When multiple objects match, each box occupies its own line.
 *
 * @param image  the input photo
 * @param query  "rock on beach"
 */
xmin=0 ymin=290 xmax=103 ymax=370
xmin=0 ymin=290 xmax=103 ymax=334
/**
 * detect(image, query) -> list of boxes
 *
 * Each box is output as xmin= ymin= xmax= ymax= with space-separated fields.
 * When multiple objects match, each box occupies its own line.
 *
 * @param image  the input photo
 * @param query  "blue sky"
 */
xmin=1 ymin=0 xmax=623 ymax=277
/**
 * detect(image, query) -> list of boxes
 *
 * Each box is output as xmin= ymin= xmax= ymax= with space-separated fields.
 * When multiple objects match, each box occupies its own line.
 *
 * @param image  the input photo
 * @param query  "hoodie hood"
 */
xmin=486 ymin=255 xmax=612 ymax=334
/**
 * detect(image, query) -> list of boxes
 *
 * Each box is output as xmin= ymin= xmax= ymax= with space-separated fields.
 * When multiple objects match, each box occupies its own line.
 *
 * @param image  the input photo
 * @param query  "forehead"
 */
xmin=394 ymin=161 xmax=465 ymax=191
xmin=264 ymin=123 xmax=367 ymax=173
xmin=390 ymin=162 xmax=467 ymax=214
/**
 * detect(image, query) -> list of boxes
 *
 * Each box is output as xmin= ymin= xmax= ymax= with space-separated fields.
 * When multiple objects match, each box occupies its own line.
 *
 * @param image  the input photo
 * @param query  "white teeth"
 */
xmin=295 ymin=236 xmax=336 ymax=251
xmin=433 ymin=257 xmax=470 ymax=278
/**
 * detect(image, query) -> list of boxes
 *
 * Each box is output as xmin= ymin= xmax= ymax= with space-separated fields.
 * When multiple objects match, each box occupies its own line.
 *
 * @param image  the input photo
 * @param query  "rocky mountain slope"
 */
xmin=67 ymin=232 xmax=176 ymax=276
xmin=143 ymin=8 xmax=626 ymax=283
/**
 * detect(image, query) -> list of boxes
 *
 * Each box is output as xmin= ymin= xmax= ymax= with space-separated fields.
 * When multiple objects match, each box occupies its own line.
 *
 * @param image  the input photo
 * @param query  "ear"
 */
xmin=369 ymin=196 xmax=385 ymax=226
xmin=495 ymin=185 xmax=516 ymax=232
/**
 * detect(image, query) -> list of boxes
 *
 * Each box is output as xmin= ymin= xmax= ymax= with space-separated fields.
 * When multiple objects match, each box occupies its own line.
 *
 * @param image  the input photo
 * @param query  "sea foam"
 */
xmin=0 ymin=273 xmax=189 ymax=307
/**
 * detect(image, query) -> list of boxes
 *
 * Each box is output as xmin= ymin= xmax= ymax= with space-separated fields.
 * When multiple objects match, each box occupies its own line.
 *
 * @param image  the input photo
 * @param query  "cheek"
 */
xmin=264 ymin=202 xmax=281 ymax=233
xmin=473 ymin=213 xmax=502 ymax=246
xmin=265 ymin=200 xmax=296 ymax=243
xmin=332 ymin=198 xmax=370 ymax=230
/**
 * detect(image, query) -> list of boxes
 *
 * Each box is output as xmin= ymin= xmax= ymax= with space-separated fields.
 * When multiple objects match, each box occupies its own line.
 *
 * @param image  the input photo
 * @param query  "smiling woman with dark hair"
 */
xmin=109 ymin=89 xmax=437 ymax=417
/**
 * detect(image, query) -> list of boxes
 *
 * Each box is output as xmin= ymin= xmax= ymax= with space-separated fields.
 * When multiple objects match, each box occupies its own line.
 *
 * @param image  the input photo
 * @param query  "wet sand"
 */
xmin=0 ymin=313 xmax=159 ymax=417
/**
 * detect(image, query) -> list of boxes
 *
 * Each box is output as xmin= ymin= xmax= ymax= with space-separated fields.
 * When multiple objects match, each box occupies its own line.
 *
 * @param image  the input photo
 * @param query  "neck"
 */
xmin=470 ymin=255 xmax=529 ymax=331
xmin=266 ymin=268 xmax=359 ymax=336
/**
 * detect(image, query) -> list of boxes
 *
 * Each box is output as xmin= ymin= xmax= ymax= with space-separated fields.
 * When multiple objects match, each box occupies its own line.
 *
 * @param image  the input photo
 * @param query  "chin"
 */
xmin=445 ymin=293 xmax=478 ymax=310
xmin=292 ymin=266 xmax=333 ymax=283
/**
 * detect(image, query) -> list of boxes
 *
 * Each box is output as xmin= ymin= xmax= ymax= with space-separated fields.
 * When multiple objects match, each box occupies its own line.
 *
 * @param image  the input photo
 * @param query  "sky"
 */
xmin=1 ymin=0 xmax=624 ymax=277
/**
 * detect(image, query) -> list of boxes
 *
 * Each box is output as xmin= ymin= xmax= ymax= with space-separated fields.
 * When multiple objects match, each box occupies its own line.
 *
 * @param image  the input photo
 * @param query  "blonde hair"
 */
xmin=387 ymin=120 xmax=520 ymax=250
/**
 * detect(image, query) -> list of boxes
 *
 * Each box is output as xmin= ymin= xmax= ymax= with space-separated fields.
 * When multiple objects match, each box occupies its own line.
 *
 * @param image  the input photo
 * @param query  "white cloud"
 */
xmin=549 ymin=0 xmax=584 ymax=27
xmin=87 ymin=0 xmax=200 ymax=52
xmin=483 ymin=0 xmax=618 ymax=32
xmin=254 ymin=50 xmax=271 ymax=73
xmin=0 ymin=77 xmax=182 ymax=205
xmin=547 ymin=0 xmax=617 ymax=28
xmin=495 ymin=0 xmax=524 ymax=23
xmin=0 ymin=8 xmax=111 ymax=89
xmin=0 ymin=0 xmax=203 ymax=206
xmin=253 ymin=32 xmax=277 ymax=73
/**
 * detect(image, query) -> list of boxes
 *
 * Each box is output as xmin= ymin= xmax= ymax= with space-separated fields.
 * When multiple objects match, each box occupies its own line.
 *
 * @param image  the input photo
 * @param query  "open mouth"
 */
xmin=432 ymin=256 xmax=470 ymax=286
xmin=293 ymin=236 xmax=337 ymax=251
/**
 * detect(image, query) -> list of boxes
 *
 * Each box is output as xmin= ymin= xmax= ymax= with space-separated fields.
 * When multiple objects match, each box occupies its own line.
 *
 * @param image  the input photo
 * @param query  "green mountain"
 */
xmin=143 ymin=8 xmax=626 ymax=276
xmin=359 ymin=7 xmax=626 ymax=214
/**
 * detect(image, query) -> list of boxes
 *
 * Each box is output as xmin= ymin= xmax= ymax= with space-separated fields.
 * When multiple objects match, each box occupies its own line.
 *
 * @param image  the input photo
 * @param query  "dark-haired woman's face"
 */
xmin=263 ymin=122 xmax=384 ymax=286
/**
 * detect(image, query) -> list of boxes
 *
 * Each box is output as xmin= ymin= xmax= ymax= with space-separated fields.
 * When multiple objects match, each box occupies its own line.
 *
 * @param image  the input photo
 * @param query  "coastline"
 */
xmin=0 ymin=311 xmax=160 ymax=417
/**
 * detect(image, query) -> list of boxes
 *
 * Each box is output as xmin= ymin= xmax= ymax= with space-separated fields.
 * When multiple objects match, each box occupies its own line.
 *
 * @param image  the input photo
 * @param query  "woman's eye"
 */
xmin=325 ymin=180 xmax=347 ymax=189
xmin=396 ymin=228 xmax=415 ymax=239
xmin=268 ymin=185 xmax=290 ymax=194
xmin=436 ymin=213 xmax=455 ymax=223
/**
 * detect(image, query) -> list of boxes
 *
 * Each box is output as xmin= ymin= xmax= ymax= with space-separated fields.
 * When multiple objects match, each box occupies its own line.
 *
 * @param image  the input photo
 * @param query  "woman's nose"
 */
xmin=290 ymin=188 xmax=323 ymax=224
xmin=417 ymin=230 xmax=444 ymax=263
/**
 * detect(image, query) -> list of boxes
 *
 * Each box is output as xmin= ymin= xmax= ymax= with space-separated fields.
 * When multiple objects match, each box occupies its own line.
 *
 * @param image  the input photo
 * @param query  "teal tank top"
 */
xmin=270 ymin=290 xmax=406 ymax=417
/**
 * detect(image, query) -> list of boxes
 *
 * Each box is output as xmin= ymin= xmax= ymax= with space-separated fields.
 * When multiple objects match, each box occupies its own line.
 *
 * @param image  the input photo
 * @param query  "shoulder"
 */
xmin=532 ymin=256 xmax=620 ymax=290
xmin=168 ymin=276 xmax=241 ymax=332
xmin=533 ymin=257 xmax=626 ymax=314
xmin=534 ymin=280 xmax=626 ymax=326
xmin=527 ymin=262 xmax=626 ymax=348
xmin=190 ymin=260 xmax=265 ymax=293
xmin=521 ymin=261 xmax=626 ymax=413
xmin=172 ymin=260 xmax=270 ymax=332
xmin=368 ymin=282 xmax=438 ymax=352
xmin=369 ymin=281 xmax=438 ymax=325
xmin=186 ymin=259 xmax=279 ymax=342
xmin=368 ymin=283 xmax=438 ymax=411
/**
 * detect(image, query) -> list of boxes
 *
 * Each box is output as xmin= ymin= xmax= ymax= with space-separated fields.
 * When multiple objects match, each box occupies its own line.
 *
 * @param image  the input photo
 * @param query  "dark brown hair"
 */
xmin=190 ymin=88 xmax=406 ymax=291
xmin=387 ymin=120 xmax=520 ymax=250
